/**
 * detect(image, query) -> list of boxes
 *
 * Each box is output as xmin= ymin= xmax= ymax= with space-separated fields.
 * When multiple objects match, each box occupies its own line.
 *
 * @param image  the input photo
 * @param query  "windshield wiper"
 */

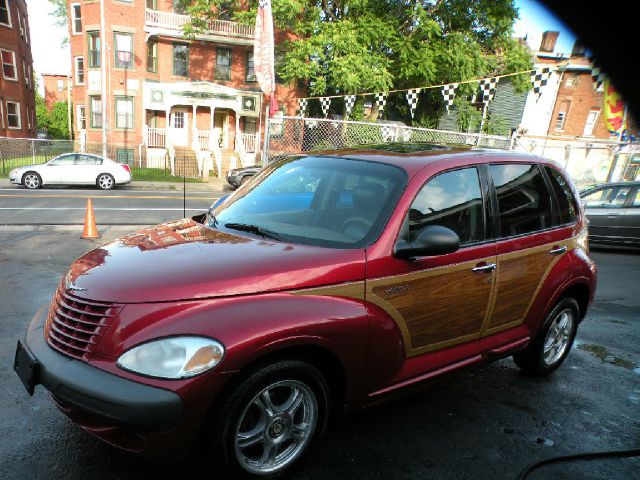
xmin=224 ymin=223 xmax=286 ymax=241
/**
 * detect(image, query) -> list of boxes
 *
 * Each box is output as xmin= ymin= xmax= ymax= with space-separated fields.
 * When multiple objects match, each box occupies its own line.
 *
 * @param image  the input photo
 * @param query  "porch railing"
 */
xmin=239 ymin=133 xmax=257 ymax=153
xmin=145 ymin=9 xmax=254 ymax=39
xmin=146 ymin=127 xmax=166 ymax=147
xmin=197 ymin=130 xmax=211 ymax=151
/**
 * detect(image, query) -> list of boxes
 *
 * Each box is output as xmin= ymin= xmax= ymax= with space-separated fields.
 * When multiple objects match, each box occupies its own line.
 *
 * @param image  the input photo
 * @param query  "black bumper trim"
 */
xmin=24 ymin=306 xmax=183 ymax=431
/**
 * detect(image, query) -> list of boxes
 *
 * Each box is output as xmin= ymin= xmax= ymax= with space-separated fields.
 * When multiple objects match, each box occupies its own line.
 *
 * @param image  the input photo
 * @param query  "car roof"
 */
xmin=311 ymin=143 xmax=546 ymax=177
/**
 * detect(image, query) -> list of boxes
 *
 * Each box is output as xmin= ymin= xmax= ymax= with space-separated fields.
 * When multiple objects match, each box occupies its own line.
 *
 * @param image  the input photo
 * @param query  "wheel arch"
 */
xmin=559 ymin=282 xmax=591 ymax=321
xmin=21 ymin=170 xmax=42 ymax=185
xmin=211 ymin=341 xmax=348 ymax=424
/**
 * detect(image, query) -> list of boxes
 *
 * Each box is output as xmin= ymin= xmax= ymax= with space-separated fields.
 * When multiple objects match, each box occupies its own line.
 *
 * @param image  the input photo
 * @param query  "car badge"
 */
xmin=65 ymin=275 xmax=86 ymax=292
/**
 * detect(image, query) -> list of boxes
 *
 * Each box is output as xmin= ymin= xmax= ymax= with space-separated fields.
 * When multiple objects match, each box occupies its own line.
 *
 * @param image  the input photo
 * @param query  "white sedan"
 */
xmin=9 ymin=153 xmax=132 ymax=190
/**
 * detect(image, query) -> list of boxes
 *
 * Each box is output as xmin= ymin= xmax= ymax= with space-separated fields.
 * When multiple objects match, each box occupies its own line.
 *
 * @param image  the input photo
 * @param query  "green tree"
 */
xmin=35 ymin=91 xmax=70 ymax=139
xmin=183 ymin=0 xmax=532 ymax=106
xmin=48 ymin=0 xmax=69 ymax=45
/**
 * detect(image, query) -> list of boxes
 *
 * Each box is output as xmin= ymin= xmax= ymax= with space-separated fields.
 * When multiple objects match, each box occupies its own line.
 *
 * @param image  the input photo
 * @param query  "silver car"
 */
xmin=9 ymin=153 xmax=132 ymax=190
xmin=580 ymin=181 xmax=640 ymax=245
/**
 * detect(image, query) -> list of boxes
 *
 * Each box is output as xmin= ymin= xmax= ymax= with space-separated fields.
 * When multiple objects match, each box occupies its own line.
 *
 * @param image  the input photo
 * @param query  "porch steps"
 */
xmin=173 ymin=147 xmax=200 ymax=178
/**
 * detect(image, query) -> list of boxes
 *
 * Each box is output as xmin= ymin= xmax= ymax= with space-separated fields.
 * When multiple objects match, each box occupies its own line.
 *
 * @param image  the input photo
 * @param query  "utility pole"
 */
xmin=100 ymin=0 xmax=108 ymax=157
xmin=67 ymin=74 xmax=72 ymax=140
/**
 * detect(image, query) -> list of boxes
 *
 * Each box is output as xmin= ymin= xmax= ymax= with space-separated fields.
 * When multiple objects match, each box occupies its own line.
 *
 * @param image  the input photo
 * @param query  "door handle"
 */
xmin=549 ymin=246 xmax=568 ymax=255
xmin=607 ymin=214 xmax=619 ymax=218
xmin=472 ymin=263 xmax=496 ymax=273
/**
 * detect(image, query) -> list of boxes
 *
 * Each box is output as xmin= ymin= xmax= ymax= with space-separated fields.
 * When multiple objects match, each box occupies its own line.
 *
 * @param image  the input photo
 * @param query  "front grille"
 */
xmin=44 ymin=285 xmax=119 ymax=361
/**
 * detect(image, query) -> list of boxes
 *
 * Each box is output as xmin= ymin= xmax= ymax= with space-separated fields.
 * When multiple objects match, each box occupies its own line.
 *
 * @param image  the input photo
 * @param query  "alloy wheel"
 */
xmin=543 ymin=309 xmax=575 ymax=366
xmin=24 ymin=174 xmax=40 ymax=189
xmin=234 ymin=379 xmax=318 ymax=475
xmin=98 ymin=174 xmax=114 ymax=190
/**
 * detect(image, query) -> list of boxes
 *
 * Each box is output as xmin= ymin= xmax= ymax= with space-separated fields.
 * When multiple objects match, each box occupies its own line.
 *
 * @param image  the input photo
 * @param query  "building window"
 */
xmin=146 ymin=0 xmax=157 ymax=9
xmin=26 ymin=105 xmax=31 ymax=129
xmin=115 ymin=96 xmax=134 ymax=129
xmin=1 ymin=49 xmax=17 ymax=80
xmin=173 ymin=0 xmax=187 ymax=14
xmin=117 ymin=148 xmax=135 ymax=166
xmin=77 ymin=105 xmax=86 ymax=130
xmin=215 ymin=48 xmax=231 ymax=80
xmin=88 ymin=32 xmax=100 ymax=68
xmin=0 ymin=0 xmax=10 ymax=27
xmin=555 ymin=100 xmax=570 ymax=131
xmin=90 ymin=96 xmax=102 ymax=128
xmin=71 ymin=4 xmax=82 ymax=34
xmin=57 ymin=79 xmax=64 ymax=92
xmin=0 ymin=99 xmax=4 ymax=128
xmin=6 ymin=101 xmax=21 ymax=129
xmin=147 ymin=40 xmax=158 ymax=73
xmin=173 ymin=44 xmax=189 ymax=77
xmin=114 ymin=33 xmax=134 ymax=69
xmin=23 ymin=59 xmax=29 ymax=87
xmin=583 ymin=109 xmax=600 ymax=136
xmin=74 ymin=57 xmax=84 ymax=84
xmin=245 ymin=52 xmax=256 ymax=82
xmin=275 ymin=51 xmax=284 ymax=84
xmin=564 ymin=72 xmax=579 ymax=88
xmin=17 ymin=9 xmax=23 ymax=36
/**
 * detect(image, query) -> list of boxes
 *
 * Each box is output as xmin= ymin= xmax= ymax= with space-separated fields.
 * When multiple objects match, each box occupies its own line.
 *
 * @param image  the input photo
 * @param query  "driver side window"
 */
xmin=409 ymin=167 xmax=484 ymax=245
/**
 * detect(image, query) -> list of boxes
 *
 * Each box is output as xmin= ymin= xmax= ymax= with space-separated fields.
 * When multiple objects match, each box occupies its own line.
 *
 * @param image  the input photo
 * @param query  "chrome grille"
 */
xmin=44 ymin=285 xmax=118 ymax=361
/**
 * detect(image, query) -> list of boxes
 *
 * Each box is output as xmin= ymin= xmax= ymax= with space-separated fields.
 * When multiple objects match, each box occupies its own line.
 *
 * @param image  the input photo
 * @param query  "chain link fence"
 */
xmin=265 ymin=116 xmax=512 ymax=161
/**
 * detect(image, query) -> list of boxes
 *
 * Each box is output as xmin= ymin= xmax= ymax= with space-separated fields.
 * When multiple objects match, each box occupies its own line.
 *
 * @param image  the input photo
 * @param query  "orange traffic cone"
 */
xmin=82 ymin=198 xmax=100 ymax=239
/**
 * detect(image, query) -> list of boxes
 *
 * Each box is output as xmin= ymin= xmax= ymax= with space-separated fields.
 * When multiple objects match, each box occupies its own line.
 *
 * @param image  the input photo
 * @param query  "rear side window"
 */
xmin=581 ymin=186 xmax=631 ymax=208
xmin=544 ymin=166 xmax=577 ymax=225
xmin=409 ymin=167 xmax=484 ymax=245
xmin=489 ymin=163 xmax=552 ymax=237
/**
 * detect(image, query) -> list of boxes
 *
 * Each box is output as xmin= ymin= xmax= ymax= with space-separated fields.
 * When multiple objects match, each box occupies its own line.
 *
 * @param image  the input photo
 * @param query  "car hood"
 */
xmin=64 ymin=218 xmax=366 ymax=303
xmin=13 ymin=164 xmax=41 ymax=171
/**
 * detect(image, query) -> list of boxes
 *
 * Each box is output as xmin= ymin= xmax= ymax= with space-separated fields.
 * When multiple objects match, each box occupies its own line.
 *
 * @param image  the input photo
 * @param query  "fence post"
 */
xmin=31 ymin=139 xmax=36 ymax=164
xmin=262 ymin=115 xmax=270 ymax=166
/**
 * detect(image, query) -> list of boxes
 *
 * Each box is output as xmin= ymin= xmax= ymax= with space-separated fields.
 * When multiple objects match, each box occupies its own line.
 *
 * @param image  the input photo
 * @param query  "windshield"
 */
xmin=210 ymin=156 xmax=407 ymax=249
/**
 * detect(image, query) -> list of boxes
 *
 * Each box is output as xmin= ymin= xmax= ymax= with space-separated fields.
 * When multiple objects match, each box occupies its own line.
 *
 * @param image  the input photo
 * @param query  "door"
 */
xmin=367 ymin=166 xmax=496 ymax=357
xmin=214 ymin=111 xmax=226 ymax=148
xmin=72 ymin=154 xmax=102 ymax=184
xmin=581 ymin=185 xmax=632 ymax=241
xmin=171 ymin=110 xmax=189 ymax=146
xmin=620 ymin=187 xmax=640 ymax=243
xmin=43 ymin=154 xmax=77 ymax=183
xmin=483 ymin=163 xmax=568 ymax=334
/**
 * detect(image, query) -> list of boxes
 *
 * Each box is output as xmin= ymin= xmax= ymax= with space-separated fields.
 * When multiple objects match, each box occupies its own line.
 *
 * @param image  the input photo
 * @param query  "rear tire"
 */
xmin=22 ymin=172 xmax=42 ymax=189
xmin=513 ymin=297 xmax=579 ymax=376
xmin=96 ymin=173 xmax=115 ymax=190
xmin=207 ymin=360 xmax=330 ymax=479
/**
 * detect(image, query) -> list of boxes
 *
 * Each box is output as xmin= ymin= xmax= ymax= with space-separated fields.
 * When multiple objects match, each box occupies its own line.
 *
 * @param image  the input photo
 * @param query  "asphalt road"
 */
xmin=0 ymin=228 xmax=638 ymax=480
xmin=0 ymin=187 xmax=221 ymax=225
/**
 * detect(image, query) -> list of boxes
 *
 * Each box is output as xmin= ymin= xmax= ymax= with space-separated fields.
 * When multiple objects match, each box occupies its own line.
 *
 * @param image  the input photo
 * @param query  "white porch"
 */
xmin=143 ymin=81 xmax=261 ymax=178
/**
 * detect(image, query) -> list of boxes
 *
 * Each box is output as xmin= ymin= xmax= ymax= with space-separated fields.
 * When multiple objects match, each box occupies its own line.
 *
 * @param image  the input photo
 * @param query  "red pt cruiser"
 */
xmin=15 ymin=145 xmax=596 ymax=478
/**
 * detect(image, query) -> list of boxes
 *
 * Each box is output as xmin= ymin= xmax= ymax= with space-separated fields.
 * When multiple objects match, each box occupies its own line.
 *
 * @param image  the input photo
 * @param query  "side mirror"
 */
xmin=394 ymin=225 xmax=460 ymax=259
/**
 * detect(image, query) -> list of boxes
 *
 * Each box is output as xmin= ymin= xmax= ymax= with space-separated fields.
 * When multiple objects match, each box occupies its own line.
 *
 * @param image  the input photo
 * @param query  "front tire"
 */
xmin=209 ymin=360 xmax=330 ymax=479
xmin=96 ymin=173 xmax=115 ymax=190
xmin=22 ymin=172 xmax=42 ymax=189
xmin=513 ymin=297 xmax=579 ymax=375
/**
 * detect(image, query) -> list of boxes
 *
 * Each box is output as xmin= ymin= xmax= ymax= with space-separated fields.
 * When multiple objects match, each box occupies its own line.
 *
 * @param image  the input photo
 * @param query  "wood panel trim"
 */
xmin=290 ymin=281 xmax=365 ymax=301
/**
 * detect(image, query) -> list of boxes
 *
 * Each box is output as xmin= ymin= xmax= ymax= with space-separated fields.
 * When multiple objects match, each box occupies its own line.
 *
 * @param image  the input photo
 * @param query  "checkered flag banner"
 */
xmin=319 ymin=97 xmax=331 ymax=118
xmin=479 ymin=77 xmax=499 ymax=106
xmin=298 ymin=98 xmax=308 ymax=117
xmin=530 ymin=68 xmax=552 ymax=100
xmin=591 ymin=64 xmax=606 ymax=90
xmin=376 ymin=92 xmax=388 ymax=119
xmin=405 ymin=89 xmax=421 ymax=119
xmin=344 ymin=95 xmax=356 ymax=117
xmin=441 ymin=83 xmax=458 ymax=113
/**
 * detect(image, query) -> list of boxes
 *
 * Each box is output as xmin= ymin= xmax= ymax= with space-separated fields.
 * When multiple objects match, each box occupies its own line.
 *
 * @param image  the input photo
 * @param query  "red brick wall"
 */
xmin=0 ymin=0 xmax=35 ymax=137
xmin=549 ymin=69 xmax=612 ymax=139
xmin=43 ymin=75 xmax=69 ymax=109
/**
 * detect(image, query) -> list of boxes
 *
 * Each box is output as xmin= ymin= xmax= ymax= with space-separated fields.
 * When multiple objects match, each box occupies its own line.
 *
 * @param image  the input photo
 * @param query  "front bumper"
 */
xmin=20 ymin=306 xmax=183 ymax=432
xmin=9 ymin=176 xmax=20 ymax=184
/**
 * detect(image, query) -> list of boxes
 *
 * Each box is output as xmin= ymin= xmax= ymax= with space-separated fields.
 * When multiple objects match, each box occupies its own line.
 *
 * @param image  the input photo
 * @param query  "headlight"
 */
xmin=9 ymin=168 xmax=18 ymax=176
xmin=116 ymin=336 xmax=225 ymax=379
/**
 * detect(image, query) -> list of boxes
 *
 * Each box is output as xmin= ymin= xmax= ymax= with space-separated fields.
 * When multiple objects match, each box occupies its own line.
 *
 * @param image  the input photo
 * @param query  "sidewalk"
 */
xmin=0 ymin=176 xmax=232 ymax=193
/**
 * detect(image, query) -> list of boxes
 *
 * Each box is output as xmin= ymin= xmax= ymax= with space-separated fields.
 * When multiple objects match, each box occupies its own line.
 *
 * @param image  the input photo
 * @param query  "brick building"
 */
xmin=42 ymin=73 xmax=71 ymax=110
xmin=520 ymin=31 xmax=635 ymax=140
xmin=0 ymin=0 xmax=35 ymax=138
xmin=66 ymin=0 xmax=304 ymax=176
